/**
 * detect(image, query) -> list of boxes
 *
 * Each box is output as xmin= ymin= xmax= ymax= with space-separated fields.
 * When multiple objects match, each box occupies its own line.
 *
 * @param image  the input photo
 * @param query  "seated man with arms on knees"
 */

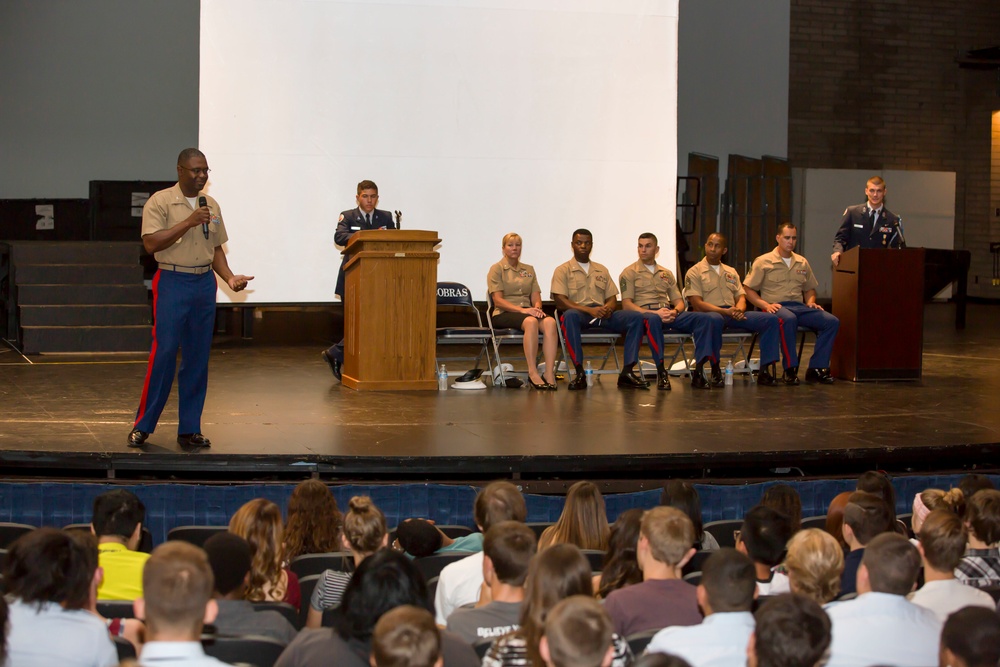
xmin=620 ymin=233 xmax=723 ymax=390
xmin=92 ymin=488 xmax=150 ymax=600
xmin=551 ymin=228 xmax=649 ymax=390
xmin=743 ymin=223 xmax=839 ymax=385
xmin=683 ymin=232 xmax=782 ymax=386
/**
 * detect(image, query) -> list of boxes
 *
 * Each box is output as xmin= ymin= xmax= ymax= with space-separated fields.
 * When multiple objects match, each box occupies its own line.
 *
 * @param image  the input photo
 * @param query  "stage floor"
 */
xmin=1 ymin=303 xmax=998 ymax=482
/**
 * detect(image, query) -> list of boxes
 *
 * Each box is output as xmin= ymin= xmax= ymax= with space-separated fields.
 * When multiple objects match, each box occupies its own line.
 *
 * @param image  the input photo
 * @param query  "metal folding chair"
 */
xmin=435 ymin=282 xmax=495 ymax=377
xmin=553 ymin=309 xmax=621 ymax=376
xmin=485 ymin=294 xmax=545 ymax=385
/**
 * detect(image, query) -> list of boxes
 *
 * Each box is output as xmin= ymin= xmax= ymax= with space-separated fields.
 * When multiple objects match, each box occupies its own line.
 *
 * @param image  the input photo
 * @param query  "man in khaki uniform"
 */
xmin=683 ymin=232 xmax=781 ymax=386
xmin=743 ymin=223 xmax=839 ymax=385
xmin=620 ymin=233 xmax=722 ymax=390
xmin=551 ymin=229 xmax=648 ymax=390
xmin=128 ymin=148 xmax=253 ymax=448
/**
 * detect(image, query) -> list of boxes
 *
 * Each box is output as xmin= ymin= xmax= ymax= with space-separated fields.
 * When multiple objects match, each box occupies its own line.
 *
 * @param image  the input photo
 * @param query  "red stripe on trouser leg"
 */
xmin=133 ymin=270 xmax=161 ymax=427
xmin=559 ymin=315 xmax=580 ymax=366
xmin=777 ymin=317 xmax=793 ymax=369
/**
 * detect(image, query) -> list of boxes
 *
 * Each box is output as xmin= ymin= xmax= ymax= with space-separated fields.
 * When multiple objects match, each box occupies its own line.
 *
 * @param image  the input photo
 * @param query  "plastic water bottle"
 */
xmin=438 ymin=364 xmax=448 ymax=390
xmin=585 ymin=361 xmax=594 ymax=387
xmin=724 ymin=361 xmax=734 ymax=386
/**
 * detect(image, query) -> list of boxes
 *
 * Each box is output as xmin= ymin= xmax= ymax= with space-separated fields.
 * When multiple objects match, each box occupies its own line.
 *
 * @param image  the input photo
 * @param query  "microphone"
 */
xmin=394 ymin=210 xmax=402 ymax=229
xmin=894 ymin=216 xmax=907 ymax=249
xmin=198 ymin=195 xmax=209 ymax=239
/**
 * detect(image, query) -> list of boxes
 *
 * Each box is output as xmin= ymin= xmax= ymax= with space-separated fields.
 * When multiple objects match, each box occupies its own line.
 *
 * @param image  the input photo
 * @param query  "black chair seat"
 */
xmin=166 ymin=525 xmax=228 ymax=547
xmin=201 ymin=634 xmax=287 ymax=667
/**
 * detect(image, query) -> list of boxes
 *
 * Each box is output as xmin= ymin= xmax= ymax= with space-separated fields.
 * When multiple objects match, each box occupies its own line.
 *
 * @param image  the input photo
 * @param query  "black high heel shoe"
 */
xmin=529 ymin=379 xmax=549 ymax=390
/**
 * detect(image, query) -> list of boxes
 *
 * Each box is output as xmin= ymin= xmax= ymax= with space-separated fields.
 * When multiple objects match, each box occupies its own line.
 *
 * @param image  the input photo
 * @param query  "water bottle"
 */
xmin=585 ymin=361 xmax=594 ymax=387
xmin=437 ymin=364 xmax=448 ymax=390
xmin=724 ymin=361 xmax=734 ymax=386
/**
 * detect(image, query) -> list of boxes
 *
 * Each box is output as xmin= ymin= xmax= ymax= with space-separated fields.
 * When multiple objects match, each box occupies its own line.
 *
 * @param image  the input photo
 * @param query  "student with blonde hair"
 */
xmin=784 ymin=528 xmax=844 ymax=605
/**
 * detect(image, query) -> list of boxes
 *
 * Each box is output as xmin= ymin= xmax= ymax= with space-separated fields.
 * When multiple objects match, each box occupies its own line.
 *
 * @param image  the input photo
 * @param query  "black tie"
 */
xmin=365 ymin=213 xmax=371 ymax=226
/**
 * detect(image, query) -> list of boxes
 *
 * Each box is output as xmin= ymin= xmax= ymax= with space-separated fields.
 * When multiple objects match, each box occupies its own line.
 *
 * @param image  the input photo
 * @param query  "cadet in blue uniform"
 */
xmin=321 ymin=180 xmax=397 ymax=380
xmin=128 ymin=148 xmax=253 ymax=448
xmin=619 ymin=233 xmax=723 ymax=390
xmin=831 ymin=175 xmax=904 ymax=267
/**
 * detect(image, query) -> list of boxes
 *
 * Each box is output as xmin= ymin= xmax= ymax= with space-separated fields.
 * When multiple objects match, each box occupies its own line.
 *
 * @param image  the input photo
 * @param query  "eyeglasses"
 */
xmin=178 ymin=165 xmax=211 ymax=176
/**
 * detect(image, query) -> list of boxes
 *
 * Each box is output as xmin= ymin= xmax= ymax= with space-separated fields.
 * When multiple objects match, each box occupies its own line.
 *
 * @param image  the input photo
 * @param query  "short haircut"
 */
xmin=474 ymin=481 xmax=527 ymax=532
xmin=842 ymin=491 xmax=893 ymax=545
xmin=777 ymin=222 xmax=796 ymax=234
xmin=343 ymin=495 xmax=388 ymax=555
xmin=861 ymin=532 xmax=920 ymax=596
xmin=706 ymin=232 xmax=727 ymax=246
xmin=640 ymin=506 xmax=695 ymax=566
xmin=918 ymin=509 xmax=968 ymax=571
xmin=543 ymin=596 xmax=613 ymax=667
xmin=752 ymin=594 xmax=831 ymax=667
xmin=784 ymin=528 xmax=843 ymax=604
xmin=740 ymin=505 xmax=793 ymax=567
xmin=371 ymin=605 xmax=441 ymax=667
xmin=572 ymin=229 xmax=593 ymax=240
xmin=484 ymin=521 xmax=537 ymax=586
xmin=941 ymin=606 xmax=1000 ymax=667
xmin=357 ymin=180 xmax=379 ymax=194
xmin=966 ymin=489 xmax=1000 ymax=545
xmin=957 ymin=473 xmax=995 ymax=501
xmin=760 ymin=484 xmax=802 ymax=533
xmin=638 ymin=232 xmax=658 ymax=246
xmin=142 ymin=542 xmax=215 ymax=636
xmin=92 ymin=489 xmax=145 ymax=540
xmin=700 ymin=548 xmax=755 ymax=612
xmin=866 ymin=176 xmax=885 ymax=188
xmin=177 ymin=148 xmax=205 ymax=164
xmin=3 ymin=528 xmax=96 ymax=611
xmin=396 ymin=519 xmax=443 ymax=559
xmin=203 ymin=532 xmax=252 ymax=596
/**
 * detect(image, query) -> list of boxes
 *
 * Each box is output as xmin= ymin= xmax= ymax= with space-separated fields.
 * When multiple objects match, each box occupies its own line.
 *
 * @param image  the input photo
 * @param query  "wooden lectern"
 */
xmin=341 ymin=230 xmax=440 ymax=390
xmin=831 ymin=247 xmax=925 ymax=381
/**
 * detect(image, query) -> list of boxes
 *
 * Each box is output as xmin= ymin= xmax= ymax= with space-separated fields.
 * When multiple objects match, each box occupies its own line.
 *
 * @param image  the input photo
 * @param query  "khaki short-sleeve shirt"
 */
xmin=743 ymin=248 xmax=818 ymax=304
xmin=487 ymin=260 xmax=542 ymax=315
xmin=141 ymin=184 xmax=228 ymax=266
xmin=550 ymin=259 xmax=617 ymax=305
xmin=618 ymin=260 xmax=681 ymax=308
xmin=683 ymin=258 xmax=745 ymax=308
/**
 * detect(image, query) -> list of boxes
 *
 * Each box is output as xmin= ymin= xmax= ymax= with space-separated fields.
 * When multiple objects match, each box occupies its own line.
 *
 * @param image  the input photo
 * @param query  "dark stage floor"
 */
xmin=1 ymin=303 xmax=998 ymax=482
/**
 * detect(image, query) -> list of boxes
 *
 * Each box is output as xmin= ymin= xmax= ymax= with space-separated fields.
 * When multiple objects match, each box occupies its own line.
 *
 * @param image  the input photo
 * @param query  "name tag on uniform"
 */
xmin=350 ymin=225 xmax=361 ymax=231
xmin=854 ymin=224 xmax=864 ymax=228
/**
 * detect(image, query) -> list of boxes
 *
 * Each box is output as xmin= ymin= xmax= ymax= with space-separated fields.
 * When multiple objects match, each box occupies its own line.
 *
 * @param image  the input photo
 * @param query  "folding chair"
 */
xmin=435 ymin=282 xmax=495 ymax=378
xmin=722 ymin=331 xmax=757 ymax=374
xmin=553 ymin=309 xmax=621 ymax=377
xmin=486 ymin=294 xmax=544 ymax=385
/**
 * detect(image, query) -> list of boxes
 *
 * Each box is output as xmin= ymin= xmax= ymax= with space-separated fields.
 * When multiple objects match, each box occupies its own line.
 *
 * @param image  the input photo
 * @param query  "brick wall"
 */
xmin=789 ymin=0 xmax=1000 ymax=297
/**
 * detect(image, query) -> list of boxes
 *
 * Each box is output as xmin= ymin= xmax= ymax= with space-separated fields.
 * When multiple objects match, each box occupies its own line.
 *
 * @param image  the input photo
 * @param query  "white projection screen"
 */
xmin=200 ymin=0 xmax=679 ymax=304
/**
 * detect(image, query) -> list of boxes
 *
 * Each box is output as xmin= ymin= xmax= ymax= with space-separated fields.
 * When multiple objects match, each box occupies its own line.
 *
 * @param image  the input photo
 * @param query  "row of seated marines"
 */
xmin=4 ymin=473 xmax=1000 ymax=666
xmin=475 ymin=225 xmax=839 ymax=391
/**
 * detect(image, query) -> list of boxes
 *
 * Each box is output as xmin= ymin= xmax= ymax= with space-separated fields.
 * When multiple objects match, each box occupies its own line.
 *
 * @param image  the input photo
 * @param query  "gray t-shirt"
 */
xmin=446 ymin=601 xmax=522 ymax=645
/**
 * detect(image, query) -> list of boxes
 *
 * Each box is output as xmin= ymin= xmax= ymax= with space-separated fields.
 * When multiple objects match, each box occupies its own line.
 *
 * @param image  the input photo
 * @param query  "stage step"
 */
xmin=19 ymin=304 xmax=151 ymax=327
xmin=17 ymin=284 xmax=148 ymax=306
xmin=14 ymin=263 xmax=144 ymax=285
xmin=20 ymin=325 xmax=151 ymax=354
xmin=9 ymin=241 xmax=140 ymax=265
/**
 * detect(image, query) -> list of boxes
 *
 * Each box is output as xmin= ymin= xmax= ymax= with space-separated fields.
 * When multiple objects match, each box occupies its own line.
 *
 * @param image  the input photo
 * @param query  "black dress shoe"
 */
xmin=805 ymin=368 xmax=835 ymax=384
xmin=617 ymin=371 xmax=649 ymax=389
xmin=757 ymin=365 xmax=778 ymax=386
xmin=177 ymin=433 xmax=211 ymax=448
xmin=691 ymin=372 xmax=710 ymax=390
xmin=567 ymin=375 xmax=588 ymax=390
xmin=656 ymin=373 xmax=671 ymax=391
xmin=127 ymin=429 xmax=149 ymax=448
xmin=710 ymin=369 xmax=726 ymax=388
xmin=782 ymin=367 xmax=800 ymax=386
xmin=321 ymin=350 xmax=342 ymax=380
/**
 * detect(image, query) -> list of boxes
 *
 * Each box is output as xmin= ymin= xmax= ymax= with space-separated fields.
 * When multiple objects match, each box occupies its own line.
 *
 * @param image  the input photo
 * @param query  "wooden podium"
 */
xmin=341 ymin=230 xmax=440 ymax=390
xmin=831 ymin=247 xmax=925 ymax=381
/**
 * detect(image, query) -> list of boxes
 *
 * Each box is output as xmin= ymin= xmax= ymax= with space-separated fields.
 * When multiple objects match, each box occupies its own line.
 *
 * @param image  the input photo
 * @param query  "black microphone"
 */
xmin=198 ymin=195 xmax=209 ymax=239
xmin=894 ymin=216 xmax=907 ymax=249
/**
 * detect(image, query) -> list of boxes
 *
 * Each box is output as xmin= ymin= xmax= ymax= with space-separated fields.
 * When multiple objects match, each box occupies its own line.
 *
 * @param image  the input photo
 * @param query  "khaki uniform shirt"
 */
xmin=683 ymin=258 xmax=744 ymax=308
xmin=141 ymin=184 xmax=228 ymax=266
xmin=550 ymin=259 xmax=617 ymax=306
xmin=743 ymin=247 xmax=818 ymax=304
xmin=487 ymin=260 xmax=541 ymax=315
xmin=618 ymin=260 xmax=681 ymax=308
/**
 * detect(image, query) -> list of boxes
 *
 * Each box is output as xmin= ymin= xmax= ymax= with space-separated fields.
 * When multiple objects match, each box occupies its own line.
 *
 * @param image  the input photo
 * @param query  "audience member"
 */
xmin=838 ymin=491 xmax=893 ymax=597
xmin=955 ymin=473 xmax=995 ymax=502
xmin=645 ymin=548 xmax=756 ymax=666
xmin=446 ymin=521 xmax=536 ymax=645
xmin=911 ymin=487 xmax=965 ymax=535
xmin=372 ymin=605 xmax=442 ymax=667
xmin=825 ymin=533 xmax=941 ymax=667
xmin=603 ymin=506 xmax=701 ymax=636
xmin=307 ymin=495 xmax=388 ymax=628
xmin=823 ymin=491 xmax=852 ymax=551
xmin=284 ymin=479 xmax=343 ymax=561
xmin=659 ymin=481 xmax=719 ymax=550
xmin=855 ymin=470 xmax=906 ymax=535
xmin=92 ymin=489 xmax=149 ymax=600
xmin=736 ymin=506 xmax=792 ymax=595
xmin=746 ymin=594 xmax=830 ymax=667
xmin=938 ymin=606 xmax=1000 ymax=667
xmin=538 ymin=481 xmax=610 ymax=551
xmin=759 ymin=485 xmax=802 ymax=534
xmin=434 ymin=481 xmax=527 ymax=625
xmin=482 ymin=544 xmax=630 ymax=667
xmin=595 ymin=508 xmax=644 ymax=599
xmin=783 ymin=528 xmax=843 ymax=605
xmin=135 ymin=541 xmax=228 ymax=665
xmin=3 ymin=528 xmax=117 ymax=666
xmin=229 ymin=497 xmax=301 ymax=609
xmin=278 ymin=550 xmax=478 ymax=667
xmin=955 ymin=488 xmax=1000 ymax=588
xmin=203 ymin=532 xmax=298 ymax=644
xmin=395 ymin=518 xmax=483 ymax=558
xmin=539 ymin=596 xmax=615 ymax=667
